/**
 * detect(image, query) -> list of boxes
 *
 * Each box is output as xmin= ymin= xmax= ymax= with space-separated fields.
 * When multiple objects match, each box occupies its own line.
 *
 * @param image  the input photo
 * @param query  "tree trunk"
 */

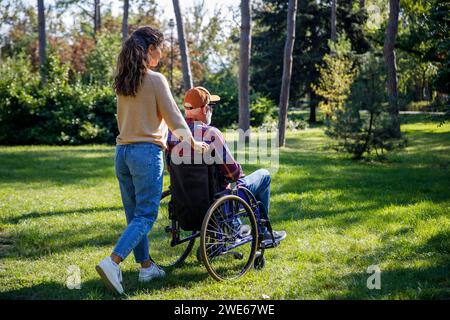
xmin=309 ymin=90 xmax=317 ymax=124
xmin=94 ymin=0 xmax=101 ymax=36
xmin=122 ymin=0 xmax=129 ymax=42
xmin=278 ymin=0 xmax=298 ymax=147
xmin=37 ymin=0 xmax=46 ymax=84
xmin=360 ymin=0 xmax=365 ymax=9
xmin=239 ymin=0 xmax=251 ymax=135
xmin=330 ymin=0 xmax=337 ymax=42
xmin=383 ymin=0 xmax=401 ymax=138
xmin=173 ymin=0 xmax=193 ymax=91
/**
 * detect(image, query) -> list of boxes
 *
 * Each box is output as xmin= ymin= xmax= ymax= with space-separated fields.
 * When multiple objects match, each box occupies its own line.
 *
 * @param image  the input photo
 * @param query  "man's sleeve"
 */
xmin=207 ymin=127 xmax=244 ymax=181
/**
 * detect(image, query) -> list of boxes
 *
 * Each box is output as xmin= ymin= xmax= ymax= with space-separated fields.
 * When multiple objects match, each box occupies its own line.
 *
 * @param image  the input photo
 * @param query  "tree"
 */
xmin=121 ymin=0 xmax=129 ymax=42
xmin=278 ymin=0 xmax=297 ymax=147
xmin=55 ymin=1 xmax=102 ymax=39
xmin=37 ymin=0 xmax=46 ymax=84
xmin=398 ymin=0 xmax=449 ymax=95
xmin=312 ymin=35 xmax=356 ymax=119
xmin=94 ymin=0 xmax=101 ymax=35
xmin=183 ymin=1 xmax=233 ymax=84
xmin=239 ymin=0 xmax=251 ymax=135
xmin=313 ymin=36 xmax=399 ymax=159
xmin=383 ymin=0 xmax=400 ymax=138
xmin=252 ymin=0 xmax=370 ymax=124
xmin=331 ymin=0 xmax=337 ymax=43
xmin=1 ymin=1 xmax=38 ymax=60
xmin=172 ymin=0 xmax=193 ymax=91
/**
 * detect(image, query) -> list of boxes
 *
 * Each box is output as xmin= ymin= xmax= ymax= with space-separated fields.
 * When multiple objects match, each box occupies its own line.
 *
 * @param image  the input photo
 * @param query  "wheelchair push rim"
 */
xmin=148 ymin=189 xmax=195 ymax=268
xmin=200 ymin=195 xmax=258 ymax=281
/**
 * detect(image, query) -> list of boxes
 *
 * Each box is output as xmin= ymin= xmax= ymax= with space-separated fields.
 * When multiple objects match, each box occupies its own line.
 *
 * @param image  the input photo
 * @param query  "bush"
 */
xmin=249 ymin=93 xmax=276 ymax=126
xmin=404 ymin=101 xmax=432 ymax=112
xmin=0 ymin=53 xmax=117 ymax=145
xmin=0 ymin=54 xmax=41 ymax=144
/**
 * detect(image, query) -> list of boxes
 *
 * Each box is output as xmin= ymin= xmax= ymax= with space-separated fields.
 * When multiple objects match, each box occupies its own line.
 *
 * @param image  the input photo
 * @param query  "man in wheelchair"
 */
xmin=166 ymin=86 xmax=286 ymax=244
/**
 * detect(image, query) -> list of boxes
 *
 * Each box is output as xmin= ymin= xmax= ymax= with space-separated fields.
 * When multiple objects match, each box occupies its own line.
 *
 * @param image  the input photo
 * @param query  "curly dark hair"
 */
xmin=114 ymin=26 xmax=164 ymax=97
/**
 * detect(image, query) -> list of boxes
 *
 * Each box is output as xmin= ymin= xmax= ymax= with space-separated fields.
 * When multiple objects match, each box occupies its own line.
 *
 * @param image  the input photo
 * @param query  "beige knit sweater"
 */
xmin=116 ymin=70 xmax=192 ymax=149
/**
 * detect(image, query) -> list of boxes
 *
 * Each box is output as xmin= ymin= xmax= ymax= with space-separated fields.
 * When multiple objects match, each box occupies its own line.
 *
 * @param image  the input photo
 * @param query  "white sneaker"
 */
xmin=95 ymin=256 xmax=124 ymax=295
xmin=138 ymin=263 xmax=166 ymax=282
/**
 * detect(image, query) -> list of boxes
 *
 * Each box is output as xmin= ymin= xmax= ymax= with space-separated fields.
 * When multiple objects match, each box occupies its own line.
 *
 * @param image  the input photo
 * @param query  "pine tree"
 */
xmin=313 ymin=35 xmax=401 ymax=159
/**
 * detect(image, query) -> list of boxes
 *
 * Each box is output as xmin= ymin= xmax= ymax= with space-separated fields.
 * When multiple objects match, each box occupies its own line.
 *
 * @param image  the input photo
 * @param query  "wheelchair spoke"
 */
xmin=207 ymin=217 xmax=221 ymax=232
xmin=205 ymin=240 xmax=235 ymax=246
xmin=205 ymin=228 xmax=224 ymax=236
xmin=206 ymin=245 xmax=222 ymax=260
xmin=216 ymin=203 xmax=240 ymax=237
xmin=201 ymin=195 xmax=258 ymax=281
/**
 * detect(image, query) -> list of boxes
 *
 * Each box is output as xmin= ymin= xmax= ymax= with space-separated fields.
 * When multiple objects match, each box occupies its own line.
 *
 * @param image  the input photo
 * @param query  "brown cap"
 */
xmin=183 ymin=86 xmax=220 ymax=109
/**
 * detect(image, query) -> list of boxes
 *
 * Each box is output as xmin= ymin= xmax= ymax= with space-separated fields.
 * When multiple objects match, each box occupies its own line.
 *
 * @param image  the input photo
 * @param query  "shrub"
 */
xmin=0 ymin=54 xmax=41 ymax=144
xmin=249 ymin=93 xmax=276 ymax=126
xmin=0 ymin=53 xmax=117 ymax=145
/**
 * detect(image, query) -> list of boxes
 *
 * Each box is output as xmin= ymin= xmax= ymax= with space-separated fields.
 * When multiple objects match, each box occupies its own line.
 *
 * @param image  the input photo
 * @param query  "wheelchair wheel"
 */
xmin=148 ymin=189 xmax=195 ymax=268
xmin=200 ymin=195 xmax=258 ymax=281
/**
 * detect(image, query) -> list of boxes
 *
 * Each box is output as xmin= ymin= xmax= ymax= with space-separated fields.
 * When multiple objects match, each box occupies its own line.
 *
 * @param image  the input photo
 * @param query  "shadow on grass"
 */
xmin=0 ymin=267 xmax=209 ymax=300
xmin=4 ymin=206 xmax=123 ymax=225
xmin=4 ymin=227 xmax=122 ymax=259
xmin=0 ymin=148 xmax=114 ymax=185
xmin=261 ymin=129 xmax=450 ymax=227
xmin=326 ymin=231 xmax=450 ymax=299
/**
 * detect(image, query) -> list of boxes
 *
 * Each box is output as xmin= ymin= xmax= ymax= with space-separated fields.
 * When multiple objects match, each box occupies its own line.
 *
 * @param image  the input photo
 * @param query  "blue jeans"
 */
xmin=113 ymin=142 xmax=163 ymax=263
xmin=238 ymin=169 xmax=271 ymax=233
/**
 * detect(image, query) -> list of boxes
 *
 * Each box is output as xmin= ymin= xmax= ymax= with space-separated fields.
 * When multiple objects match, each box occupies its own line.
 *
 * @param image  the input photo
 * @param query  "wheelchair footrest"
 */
xmin=260 ymin=240 xmax=280 ymax=249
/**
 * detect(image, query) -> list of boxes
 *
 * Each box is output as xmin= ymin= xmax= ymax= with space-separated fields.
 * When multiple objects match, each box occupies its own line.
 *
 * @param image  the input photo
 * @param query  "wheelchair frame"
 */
xmin=152 ymin=182 xmax=281 ymax=281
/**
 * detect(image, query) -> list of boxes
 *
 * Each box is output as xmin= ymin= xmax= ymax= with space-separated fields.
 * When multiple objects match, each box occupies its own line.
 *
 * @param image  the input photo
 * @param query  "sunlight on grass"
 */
xmin=0 ymin=117 xmax=449 ymax=299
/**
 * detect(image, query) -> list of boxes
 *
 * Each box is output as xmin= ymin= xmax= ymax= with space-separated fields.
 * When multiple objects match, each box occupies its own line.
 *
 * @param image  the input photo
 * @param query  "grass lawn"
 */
xmin=0 ymin=116 xmax=449 ymax=299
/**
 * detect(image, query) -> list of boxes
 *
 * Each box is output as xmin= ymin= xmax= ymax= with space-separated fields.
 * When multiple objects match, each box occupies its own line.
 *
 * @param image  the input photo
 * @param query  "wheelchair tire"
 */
xmin=200 ymin=195 xmax=258 ymax=281
xmin=148 ymin=189 xmax=195 ymax=268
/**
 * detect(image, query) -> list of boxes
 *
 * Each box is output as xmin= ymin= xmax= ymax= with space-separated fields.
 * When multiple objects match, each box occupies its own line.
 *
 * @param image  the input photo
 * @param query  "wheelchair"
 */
xmin=148 ymin=162 xmax=282 ymax=281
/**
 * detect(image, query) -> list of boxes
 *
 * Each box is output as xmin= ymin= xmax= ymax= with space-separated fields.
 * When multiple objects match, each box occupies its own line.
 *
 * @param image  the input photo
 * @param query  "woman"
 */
xmin=96 ymin=26 xmax=208 ymax=295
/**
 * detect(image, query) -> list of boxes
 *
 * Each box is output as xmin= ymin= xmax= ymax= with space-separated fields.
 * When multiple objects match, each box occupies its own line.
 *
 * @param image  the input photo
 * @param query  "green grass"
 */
xmin=0 ymin=117 xmax=449 ymax=300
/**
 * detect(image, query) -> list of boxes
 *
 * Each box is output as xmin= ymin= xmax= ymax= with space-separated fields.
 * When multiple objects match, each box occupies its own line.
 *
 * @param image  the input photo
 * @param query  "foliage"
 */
xmin=83 ymin=32 xmax=121 ymax=85
xmin=202 ymin=67 xmax=276 ymax=129
xmin=0 ymin=0 xmax=38 ymax=60
xmin=312 ymin=34 xmax=357 ymax=118
xmin=252 ymin=0 xmax=370 ymax=106
xmin=249 ymin=93 xmax=276 ymax=126
xmin=0 ymin=53 xmax=116 ymax=145
xmin=313 ymin=37 xmax=402 ymax=159
xmin=398 ymin=0 xmax=449 ymax=94
xmin=0 ymin=54 xmax=40 ymax=144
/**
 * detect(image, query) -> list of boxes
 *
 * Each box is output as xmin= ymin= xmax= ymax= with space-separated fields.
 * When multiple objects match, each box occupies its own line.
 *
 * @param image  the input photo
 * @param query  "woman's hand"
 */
xmin=192 ymin=140 xmax=209 ymax=153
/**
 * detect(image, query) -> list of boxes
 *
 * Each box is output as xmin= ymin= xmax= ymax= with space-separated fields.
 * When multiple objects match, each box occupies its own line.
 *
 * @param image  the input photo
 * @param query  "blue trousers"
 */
xmin=238 ymin=169 xmax=271 ymax=233
xmin=113 ymin=142 xmax=163 ymax=263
